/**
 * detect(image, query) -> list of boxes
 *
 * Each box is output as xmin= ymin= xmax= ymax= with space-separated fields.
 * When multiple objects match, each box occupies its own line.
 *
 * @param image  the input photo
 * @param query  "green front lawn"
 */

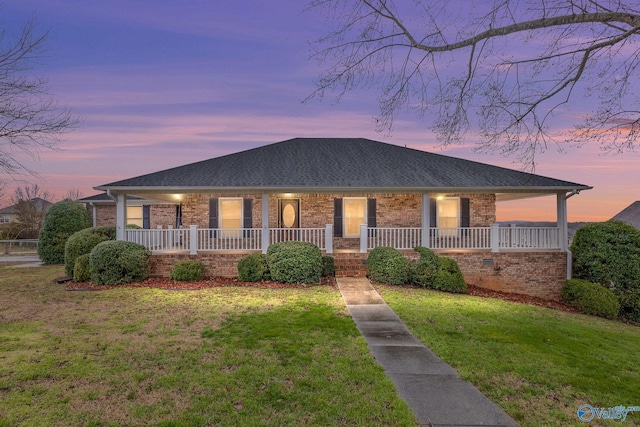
xmin=378 ymin=285 xmax=640 ymax=426
xmin=2 ymin=267 xmax=639 ymax=426
xmin=0 ymin=267 xmax=416 ymax=426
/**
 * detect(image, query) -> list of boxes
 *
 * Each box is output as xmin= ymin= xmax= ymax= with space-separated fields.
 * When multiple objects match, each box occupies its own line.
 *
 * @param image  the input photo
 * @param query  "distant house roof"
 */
xmin=0 ymin=197 xmax=53 ymax=214
xmin=96 ymin=138 xmax=591 ymax=196
xmin=612 ymin=201 xmax=640 ymax=230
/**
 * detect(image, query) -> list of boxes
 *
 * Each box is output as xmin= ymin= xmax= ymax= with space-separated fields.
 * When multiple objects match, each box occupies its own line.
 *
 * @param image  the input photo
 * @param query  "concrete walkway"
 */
xmin=337 ymin=277 xmax=518 ymax=427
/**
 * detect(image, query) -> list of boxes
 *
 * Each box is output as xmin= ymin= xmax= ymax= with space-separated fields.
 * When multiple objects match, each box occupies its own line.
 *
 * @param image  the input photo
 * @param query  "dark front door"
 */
xmin=278 ymin=199 xmax=300 ymax=240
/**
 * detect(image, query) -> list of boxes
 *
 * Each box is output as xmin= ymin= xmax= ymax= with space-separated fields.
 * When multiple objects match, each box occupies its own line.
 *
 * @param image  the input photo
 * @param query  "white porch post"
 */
xmin=421 ymin=193 xmax=430 ymax=248
xmin=557 ymin=192 xmax=571 ymax=279
xmin=189 ymin=225 xmax=198 ymax=255
xmin=115 ymin=193 xmax=127 ymax=241
xmin=359 ymin=224 xmax=368 ymax=253
xmin=261 ymin=193 xmax=269 ymax=254
xmin=557 ymin=193 xmax=568 ymax=251
xmin=490 ymin=223 xmax=500 ymax=252
xmin=325 ymin=224 xmax=333 ymax=254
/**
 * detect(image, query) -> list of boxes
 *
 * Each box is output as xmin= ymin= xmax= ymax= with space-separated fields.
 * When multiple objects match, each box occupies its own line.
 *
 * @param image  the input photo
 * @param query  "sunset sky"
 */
xmin=1 ymin=0 xmax=638 ymax=222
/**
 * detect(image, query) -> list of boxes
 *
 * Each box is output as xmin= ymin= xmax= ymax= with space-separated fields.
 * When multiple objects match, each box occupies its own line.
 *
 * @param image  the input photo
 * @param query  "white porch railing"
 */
xmin=126 ymin=228 xmax=190 ymax=252
xmin=429 ymin=227 xmax=492 ymax=250
xmin=498 ymin=226 xmax=560 ymax=250
xmin=125 ymin=224 xmax=562 ymax=254
xmin=366 ymin=227 xmax=422 ymax=251
xmin=197 ymin=228 xmax=262 ymax=251
xmin=270 ymin=227 xmax=327 ymax=250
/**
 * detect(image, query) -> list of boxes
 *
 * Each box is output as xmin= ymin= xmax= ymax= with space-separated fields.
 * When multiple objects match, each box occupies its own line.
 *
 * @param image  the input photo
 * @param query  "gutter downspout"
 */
xmin=562 ymin=189 xmax=581 ymax=280
xmin=106 ymin=189 xmax=117 ymax=202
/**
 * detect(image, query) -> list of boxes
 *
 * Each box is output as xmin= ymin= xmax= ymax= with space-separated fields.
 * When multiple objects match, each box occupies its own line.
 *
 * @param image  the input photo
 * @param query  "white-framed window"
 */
xmin=219 ymin=198 xmax=243 ymax=237
xmin=437 ymin=197 xmax=459 ymax=236
xmin=126 ymin=206 xmax=143 ymax=228
xmin=0 ymin=214 xmax=11 ymax=224
xmin=343 ymin=197 xmax=367 ymax=238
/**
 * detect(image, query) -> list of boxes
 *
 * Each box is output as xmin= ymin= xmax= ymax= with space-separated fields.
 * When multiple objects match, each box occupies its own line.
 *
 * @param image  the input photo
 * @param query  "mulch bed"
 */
xmin=62 ymin=276 xmax=338 ymax=291
xmin=467 ymin=285 xmax=578 ymax=313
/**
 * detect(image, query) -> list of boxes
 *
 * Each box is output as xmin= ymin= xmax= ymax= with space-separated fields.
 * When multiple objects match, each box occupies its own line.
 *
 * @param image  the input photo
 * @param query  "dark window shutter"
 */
xmin=429 ymin=198 xmax=437 ymax=227
xmin=243 ymin=198 xmax=253 ymax=237
xmin=175 ymin=205 xmax=182 ymax=228
xmin=243 ymin=198 xmax=253 ymax=229
xmin=334 ymin=198 xmax=343 ymax=237
xmin=209 ymin=198 xmax=218 ymax=228
xmin=367 ymin=198 xmax=377 ymax=237
xmin=461 ymin=198 xmax=470 ymax=228
xmin=142 ymin=205 xmax=150 ymax=229
xmin=209 ymin=198 xmax=218 ymax=237
xmin=367 ymin=199 xmax=377 ymax=228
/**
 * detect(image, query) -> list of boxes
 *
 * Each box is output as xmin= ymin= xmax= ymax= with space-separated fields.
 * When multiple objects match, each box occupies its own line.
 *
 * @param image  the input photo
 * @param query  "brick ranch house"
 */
xmin=94 ymin=138 xmax=591 ymax=300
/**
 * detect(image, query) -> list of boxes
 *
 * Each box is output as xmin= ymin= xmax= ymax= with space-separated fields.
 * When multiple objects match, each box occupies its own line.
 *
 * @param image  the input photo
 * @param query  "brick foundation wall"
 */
xmin=151 ymin=252 xmax=253 ymax=278
xmin=438 ymin=251 xmax=567 ymax=300
xmin=150 ymin=249 xmax=566 ymax=300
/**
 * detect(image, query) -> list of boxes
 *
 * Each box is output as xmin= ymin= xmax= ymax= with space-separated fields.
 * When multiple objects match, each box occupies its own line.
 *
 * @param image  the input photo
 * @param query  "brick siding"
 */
xmin=89 ymin=204 xmax=177 ymax=228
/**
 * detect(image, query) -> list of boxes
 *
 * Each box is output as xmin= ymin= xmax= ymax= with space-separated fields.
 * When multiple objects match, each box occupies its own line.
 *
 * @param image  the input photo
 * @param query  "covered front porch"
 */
xmin=113 ymin=191 xmax=572 ymax=255
xmin=124 ymin=222 xmax=564 ymax=254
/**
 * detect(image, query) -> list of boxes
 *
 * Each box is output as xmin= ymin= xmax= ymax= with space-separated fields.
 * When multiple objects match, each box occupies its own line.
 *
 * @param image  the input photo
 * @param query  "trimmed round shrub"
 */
xmin=38 ymin=201 xmax=91 ymax=264
xmin=266 ymin=241 xmax=323 ymax=284
xmin=238 ymin=253 xmax=270 ymax=282
xmin=73 ymin=253 xmax=91 ymax=282
xmin=170 ymin=260 xmax=205 ymax=281
xmin=64 ymin=226 xmax=116 ymax=276
xmin=410 ymin=246 xmax=440 ymax=287
xmin=571 ymin=220 xmax=640 ymax=321
xmin=322 ymin=256 xmax=335 ymax=277
xmin=433 ymin=257 xmax=467 ymax=293
xmin=367 ymin=246 xmax=409 ymax=285
xmin=90 ymin=240 xmax=151 ymax=285
xmin=562 ymin=279 xmax=620 ymax=319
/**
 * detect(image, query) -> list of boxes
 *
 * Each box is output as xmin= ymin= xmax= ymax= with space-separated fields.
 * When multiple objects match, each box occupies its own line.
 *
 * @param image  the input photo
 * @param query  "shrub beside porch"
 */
xmin=150 ymin=250 xmax=566 ymax=301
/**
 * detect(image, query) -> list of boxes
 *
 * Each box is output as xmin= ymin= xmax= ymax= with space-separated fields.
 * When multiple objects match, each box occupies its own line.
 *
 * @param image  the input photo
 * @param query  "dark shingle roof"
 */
xmin=612 ymin=201 xmax=640 ymax=230
xmin=96 ymin=138 xmax=590 ymax=192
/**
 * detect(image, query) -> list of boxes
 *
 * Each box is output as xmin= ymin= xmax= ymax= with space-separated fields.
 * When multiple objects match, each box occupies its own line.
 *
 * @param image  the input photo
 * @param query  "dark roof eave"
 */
xmin=95 ymin=185 xmax=593 ymax=194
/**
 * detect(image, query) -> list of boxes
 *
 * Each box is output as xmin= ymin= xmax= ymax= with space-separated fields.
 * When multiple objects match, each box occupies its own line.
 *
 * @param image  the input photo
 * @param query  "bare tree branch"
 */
xmin=308 ymin=0 xmax=640 ymax=168
xmin=0 ymin=12 xmax=78 ymax=181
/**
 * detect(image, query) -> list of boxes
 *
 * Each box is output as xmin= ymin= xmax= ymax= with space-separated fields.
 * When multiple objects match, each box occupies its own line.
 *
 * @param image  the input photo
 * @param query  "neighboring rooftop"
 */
xmin=612 ymin=201 xmax=640 ymax=230
xmin=96 ymin=138 xmax=591 ymax=197
xmin=0 ymin=198 xmax=53 ymax=214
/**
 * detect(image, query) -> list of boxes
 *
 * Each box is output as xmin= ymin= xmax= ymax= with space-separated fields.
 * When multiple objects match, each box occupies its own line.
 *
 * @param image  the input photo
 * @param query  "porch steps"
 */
xmin=332 ymin=253 xmax=368 ymax=277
